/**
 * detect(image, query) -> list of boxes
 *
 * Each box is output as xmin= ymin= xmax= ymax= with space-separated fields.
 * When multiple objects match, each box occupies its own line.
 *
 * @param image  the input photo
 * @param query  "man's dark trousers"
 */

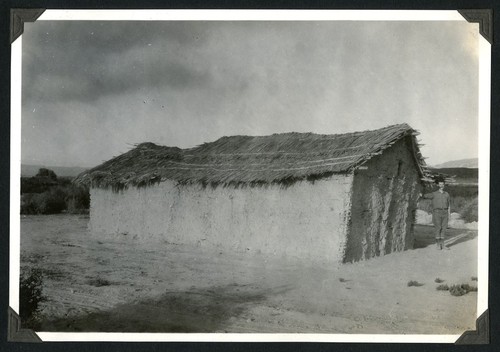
xmin=433 ymin=209 xmax=448 ymax=248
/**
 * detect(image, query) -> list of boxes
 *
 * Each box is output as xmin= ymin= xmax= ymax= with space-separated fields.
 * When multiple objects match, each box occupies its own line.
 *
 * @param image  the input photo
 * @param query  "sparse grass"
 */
xmin=436 ymin=284 xmax=449 ymax=291
xmin=449 ymin=284 xmax=477 ymax=296
xmin=435 ymin=278 xmax=445 ymax=283
xmin=407 ymin=280 xmax=424 ymax=287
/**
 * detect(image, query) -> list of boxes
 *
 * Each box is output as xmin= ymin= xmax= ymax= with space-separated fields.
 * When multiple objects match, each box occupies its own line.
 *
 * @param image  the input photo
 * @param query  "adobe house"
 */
xmin=74 ymin=123 xmax=429 ymax=263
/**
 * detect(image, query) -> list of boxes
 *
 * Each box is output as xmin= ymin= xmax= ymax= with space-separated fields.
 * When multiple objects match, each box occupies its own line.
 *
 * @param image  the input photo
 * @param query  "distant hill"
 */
xmin=433 ymin=158 xmax=478 ymax=168
xmin=21 ymin=164 xmax=88 ymax=178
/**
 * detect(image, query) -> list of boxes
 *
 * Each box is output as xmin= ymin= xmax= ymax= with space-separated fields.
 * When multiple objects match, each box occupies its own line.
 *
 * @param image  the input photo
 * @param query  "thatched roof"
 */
xmin=74 ymin=123 xmax=430 ymax=190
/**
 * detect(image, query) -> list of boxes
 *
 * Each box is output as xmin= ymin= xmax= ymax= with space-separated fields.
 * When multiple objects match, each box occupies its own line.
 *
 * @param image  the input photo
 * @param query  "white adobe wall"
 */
xmin=89 ymin=175 xmax=353 ymax=263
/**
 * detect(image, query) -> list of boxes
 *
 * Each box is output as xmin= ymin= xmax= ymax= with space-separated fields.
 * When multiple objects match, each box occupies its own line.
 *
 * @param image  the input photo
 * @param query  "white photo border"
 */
xmin=10 ymin=9 xmax=491 ymax=343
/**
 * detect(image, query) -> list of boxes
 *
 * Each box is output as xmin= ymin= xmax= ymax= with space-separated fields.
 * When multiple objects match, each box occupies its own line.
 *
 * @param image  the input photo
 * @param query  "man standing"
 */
xmin=420 ymin=179 xmax=451 ymax=250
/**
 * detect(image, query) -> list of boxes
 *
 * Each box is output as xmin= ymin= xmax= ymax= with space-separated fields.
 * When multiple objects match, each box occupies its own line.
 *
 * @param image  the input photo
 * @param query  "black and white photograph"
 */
xmin=8 ymin=9 xmax=490 ymax=343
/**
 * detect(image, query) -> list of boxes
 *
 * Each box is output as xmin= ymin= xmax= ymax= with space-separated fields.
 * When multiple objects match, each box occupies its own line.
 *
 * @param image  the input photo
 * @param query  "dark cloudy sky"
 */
xmin=21 ymin=20 xmax=479 ymax=167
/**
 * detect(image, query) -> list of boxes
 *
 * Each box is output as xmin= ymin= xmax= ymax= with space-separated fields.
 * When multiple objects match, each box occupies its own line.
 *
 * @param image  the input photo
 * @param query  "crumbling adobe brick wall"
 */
xmin=343 ymin=136 xmax=422 ymax=263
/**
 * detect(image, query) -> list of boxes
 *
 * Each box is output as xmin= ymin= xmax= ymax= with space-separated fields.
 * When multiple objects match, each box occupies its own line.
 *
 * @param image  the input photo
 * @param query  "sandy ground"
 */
xmin=20 ymin=214 xmax=478 ymax=334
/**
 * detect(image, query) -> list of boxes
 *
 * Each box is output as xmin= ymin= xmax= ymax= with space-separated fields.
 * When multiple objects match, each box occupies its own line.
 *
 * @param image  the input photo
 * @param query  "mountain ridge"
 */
xmin=432 ymin=158 xmax=478 ymax=168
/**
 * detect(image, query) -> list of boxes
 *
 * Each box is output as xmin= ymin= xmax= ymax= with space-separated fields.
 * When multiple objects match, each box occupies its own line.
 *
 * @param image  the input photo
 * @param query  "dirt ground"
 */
xmin=20 ymin=214 xmax=478 ymax=334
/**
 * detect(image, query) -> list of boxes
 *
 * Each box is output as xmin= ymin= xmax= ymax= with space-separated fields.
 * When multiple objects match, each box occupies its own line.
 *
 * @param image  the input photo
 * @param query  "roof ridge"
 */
xmin=189 ymin=123 xmax=412 ymax=150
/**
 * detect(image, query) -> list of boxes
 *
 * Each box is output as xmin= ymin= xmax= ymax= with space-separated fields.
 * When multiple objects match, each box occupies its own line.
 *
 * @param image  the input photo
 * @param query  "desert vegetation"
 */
xmin=435 ymin=282 xmax=477 ymax=296
xmin=19 ymin=266 xmax=46 ymax=329
xmin=436 ymin=284 xmax=449 ymax=291
xmin=407 ymin=280 xmax=424 ymax=287
xmin=449 ymin=284 xmax=478 ymax=297
xmin=21 ymin=168 xmax=89 ymax=215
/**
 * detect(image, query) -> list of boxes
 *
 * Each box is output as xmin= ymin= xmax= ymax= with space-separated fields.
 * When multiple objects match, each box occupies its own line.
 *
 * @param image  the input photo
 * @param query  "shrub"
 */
xmin=447 ymin=185 xmax=478 ymax=222
xmin=57 ymin=177 xmax=74 ymax=186
xmin=21 ymin=177 xmax=56 ymax=194
xmin=21 ymin=193 xmax=40 ymax=215
xmin=459 ymin=198 xmax=478 ymax=223
xmin=21 ymin=194 xmax=38 ymax=214
xmin=36 ymin=168 xmax=58 ymax=180
xmin=20 ymin=267 xmax=46 ymax=329
xmin=65 ymin=186 xmax=90 ymax=214
xmin=461 ymin=284 xmax=477 ymax=292
xmin=31 ymin=187 xmax=67 ymax=214
xmin=449 ymin=284 xmax=477 ymax=296
xmin=435 ymin=278 xmax=445 ymax=283
xmin=436 ymin=284 xmax=449 ymax=291
xmin=407 ymin=281 xmax=424 ymax=287
xmin=20 ymin=181 xmax=90 ymax=215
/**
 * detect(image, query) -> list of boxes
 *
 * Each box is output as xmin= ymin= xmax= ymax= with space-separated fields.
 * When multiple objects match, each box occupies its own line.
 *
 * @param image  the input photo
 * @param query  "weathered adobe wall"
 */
xmin=344 ymin=137 xmax=422 ymax=263
xmin=89 ymin=175 xmax=354 ymax=263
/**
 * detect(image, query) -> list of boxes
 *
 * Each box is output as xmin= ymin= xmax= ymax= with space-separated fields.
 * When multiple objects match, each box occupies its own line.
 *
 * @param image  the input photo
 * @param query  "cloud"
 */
xmin=20 ymin=20 xmax=480 ymax=167
xmin=23 ymin=21 xmax=212 ymax=103
xmin=26 ymin=55 xmax=211 ymax=103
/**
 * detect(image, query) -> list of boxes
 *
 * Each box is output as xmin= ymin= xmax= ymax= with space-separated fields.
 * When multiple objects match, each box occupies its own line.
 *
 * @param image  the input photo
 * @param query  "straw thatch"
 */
xmin=74 ymin=123 xmax=429 ymax=190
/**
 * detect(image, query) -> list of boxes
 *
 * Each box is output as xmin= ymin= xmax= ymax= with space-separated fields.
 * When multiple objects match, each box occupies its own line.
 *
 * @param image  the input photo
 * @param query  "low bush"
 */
xmin=36 ymin=168 xmax=58 ymax=180
xmin=436 ymin=284 xmax=449 ymax=291
xmin=20 ymin=194 xmax=37 ymax=214
xmin=21 ymin=177 xmax=57 ymax=194
xmin=449 ymin=284 xmax=477 ymax=296
xmin=20 ymin=266 xmax=46 ymax=329
xmin=21 ymin=185 xmax=89 ymax=215
xmin=21 ymin=187 xmax=67 ymax=214
xmin=407 ymin=280 xmax=424 ymax=287
xmin=65 ymin=186 xmax=90 ymax=214
xmin=39 ymin=187 xmax=67 ymax=214
xmin=21 ymin=168 xmax=90 ymax=215
xmin=459 ymin=198 xmax=478 ymax=223
xmin=434 ymin=278 xmax=445 ymax=283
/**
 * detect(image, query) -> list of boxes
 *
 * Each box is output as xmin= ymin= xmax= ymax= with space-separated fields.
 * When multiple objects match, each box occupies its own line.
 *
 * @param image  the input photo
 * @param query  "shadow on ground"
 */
xmin=414 ymin=224 xmax=477 ymax=249
xmin=36 ymin=283 xmax=290 ymax=332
